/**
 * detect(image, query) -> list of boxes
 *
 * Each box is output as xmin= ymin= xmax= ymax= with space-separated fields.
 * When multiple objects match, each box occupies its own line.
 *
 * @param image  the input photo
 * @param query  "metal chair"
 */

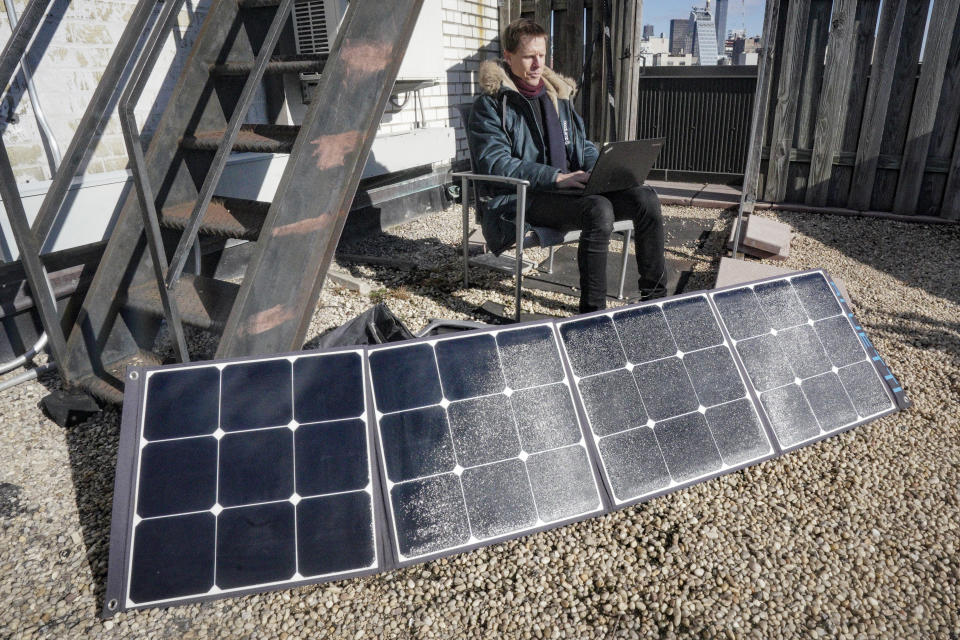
xmin=453 ymin=105 xmax=634 ymax=321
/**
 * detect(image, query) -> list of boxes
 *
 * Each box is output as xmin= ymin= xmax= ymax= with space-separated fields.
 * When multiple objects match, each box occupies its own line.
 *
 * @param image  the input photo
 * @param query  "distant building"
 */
xmin=737 ymin=51 xmax=759 ymax=65
xmin=714 ymin=0 xmax=728 ymax=61
xmin=689 ymin=4 xmax=718 ymax=65
xmin=732 ymin=35 xmax=761 ymax=64
xmin=653 ymin=52 xmax=695 ymax=67
xmin=670 ymin=19 xmax=691 ymax=55
xmin=639 ymin=36 xmax=669 ymax=64
xmin=642 ymin=24 xmax=655 ymax=39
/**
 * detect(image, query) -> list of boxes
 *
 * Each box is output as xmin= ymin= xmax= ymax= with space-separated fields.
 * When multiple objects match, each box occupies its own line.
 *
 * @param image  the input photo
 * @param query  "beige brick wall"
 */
xmin=0 ymin=0 xmax=500 ymax=182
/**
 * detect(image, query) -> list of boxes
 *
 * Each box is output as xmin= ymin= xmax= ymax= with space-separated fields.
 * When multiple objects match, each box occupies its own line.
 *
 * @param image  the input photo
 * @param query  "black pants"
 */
xmin=525 ymin=185 xmax=666 ymax=313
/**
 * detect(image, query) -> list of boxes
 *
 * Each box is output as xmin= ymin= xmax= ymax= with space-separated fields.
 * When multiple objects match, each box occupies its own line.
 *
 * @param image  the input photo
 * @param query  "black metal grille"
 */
xmin=636 ymin=66 xmax=757 ymax=180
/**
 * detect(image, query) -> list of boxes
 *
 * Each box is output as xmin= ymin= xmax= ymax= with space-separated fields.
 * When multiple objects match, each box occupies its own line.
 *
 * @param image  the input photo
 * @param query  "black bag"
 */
xmin=311 ymin=303 xmax=415 ymax=349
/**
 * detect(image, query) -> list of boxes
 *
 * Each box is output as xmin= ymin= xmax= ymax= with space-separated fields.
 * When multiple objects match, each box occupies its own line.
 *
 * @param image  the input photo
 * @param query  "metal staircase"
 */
xmin=2 ymin=0 xmax=424 ymax=403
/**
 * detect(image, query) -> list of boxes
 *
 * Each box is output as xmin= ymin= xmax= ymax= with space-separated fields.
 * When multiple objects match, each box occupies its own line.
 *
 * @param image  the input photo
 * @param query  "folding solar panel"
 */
xmin=104 ymin=349 xmax=383 ymax=614
xmin=367 ymin=322 xmax=606 ymax=564
xmin=104 ymin=269 xmax=906 ymax=617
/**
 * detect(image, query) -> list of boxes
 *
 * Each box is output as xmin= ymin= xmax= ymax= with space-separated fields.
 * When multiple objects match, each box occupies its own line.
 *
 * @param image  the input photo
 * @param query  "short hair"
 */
xmin=502 ymin=18 xmax=548 ymax=53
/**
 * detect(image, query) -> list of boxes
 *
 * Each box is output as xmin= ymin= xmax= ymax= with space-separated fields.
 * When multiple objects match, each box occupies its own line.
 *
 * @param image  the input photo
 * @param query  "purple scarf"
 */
xmin=510 ymin=72 xmax=569 ymax=172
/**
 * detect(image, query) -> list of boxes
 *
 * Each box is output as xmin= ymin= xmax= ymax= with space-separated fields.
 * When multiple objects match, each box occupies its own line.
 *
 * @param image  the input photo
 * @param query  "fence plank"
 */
xmin=617 ymin=0 xmax=643 ymax=140
xmin=918 ymin=15 xmax=960 ymax=215
xmin=743 ymin=0 xmax=783 ymax=203
xmin=558 ymin=0 xmax=585 ymax=83
xmin=869 ymin=0 xmax=930 ymax=210
xmin=828 ymin=0 xmax=881 ymax=206
xmin=847 ymin=0 xmax=908 ymax=210
xmin=892 ymin=0 xmax=960 ymax=214
xmin=763 ymin=0 xmax=811 ymax=202
xmin=806 ymin=0 xmax=859 ymax=206
xmin=535 ymin=0 xmax=552 ymax=61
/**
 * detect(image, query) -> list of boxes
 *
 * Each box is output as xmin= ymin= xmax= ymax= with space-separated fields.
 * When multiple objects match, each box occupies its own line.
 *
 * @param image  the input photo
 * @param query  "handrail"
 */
xmin=117 ymin=0 xmax=191 ymax=361
xmin=28 ymin=0 xmax=159 ymax=249
xmin=164 ymin=0 xmax=295 ymax=288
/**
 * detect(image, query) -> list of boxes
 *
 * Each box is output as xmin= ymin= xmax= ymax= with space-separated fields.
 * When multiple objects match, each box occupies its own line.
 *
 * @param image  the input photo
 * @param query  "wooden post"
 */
xmin=535 ymin=0 xmax=552 ymax=63
xmin=763 ymin=0 xmax=811 ymax=202
xmin=943 ymin=125 xmax=960 ymax=220
xmin=615 ymin=0 xmax=642 ymax=141
xmin=893 ymin=0 xmax=960 ymax=214
xmin=805 ymin=0 xmax=859 ymax=206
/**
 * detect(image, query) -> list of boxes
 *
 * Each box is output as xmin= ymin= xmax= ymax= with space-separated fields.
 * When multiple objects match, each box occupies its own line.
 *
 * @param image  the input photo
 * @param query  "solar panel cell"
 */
xmin=390 ymin=473 xmax=471 ymax=558
xmin=662 ymin=297 xmax=723 ymax=351
xmin=369 ymin=344 xmax=443 ymax=412
xmin=510 ymin=383 xmax=582 ymax=453
xmin=792 ymin=273 xmax=842 ymax=320
xmin=435 ymin=334 xmax=505 ymax=400
xmin=496 ymin=325 xmax=565 ymax=389
xmin=682 ymin=346 xmax=746 ymax=407
xmin=293 ymin=352 xmax=365 ymax=423
xmin=759 ymin=384 xmax=821 ymax=447
xmin=577 ymin=369 xmax=648 ymax=437
xmin=294 ymin=419 xmax=369 ymax=496
xmin=814 ymin=316 xmax=866 ymax=368
xmin=633 ymin=357 xmax=700 ymax=421
xmin=558 ymin=315 xmax=625 ymax=376
xmin=297 ymin=492 xmax=375 ymax=576
xmin=460 ymin=460 xmax=538 ymax=539
xmin=378 ymin=406 xmax=456 ymax=483
xmin=143 ymin=366 xmax=220 ymax=440
xmin=129 ymin=512 xmax=216 ymax=604
xmin=704 ymin=399 xmax=770 ymax=466
xmin=736 ymin=334 xmax=795 ymax=391
xmin=754 ymin=280 xmax=807 ymax=329
xmin=215 ymin=502 xmax=296 ymax=589
xmin=612 ymin=305 xmax=677 ymax=363
xmin=525 ymin=445 xmax=600 ymax=522
xmin=654 ymin=413 xmax=724 ymax=483
xmin=446 ymin=394 xmax=522 ymax=467
xmin=777 ymin=325 xmax=831 ymax=379
xmin=221 ymin=360 xmax=292 ymax=431
xmin=802 ymin=372 xmax=858 ymax=431
xmin=838 ymin=362 xmax=892 ymax=417
xmin=218 ymin=428 xmax=294 ymax=507
xmin=597 ymin=427 xmax=671 ymax=500
xmin=137 ymin=438 xmax=218 ymax=518
xmin=712 ymin=288 xmax=767 ymax=340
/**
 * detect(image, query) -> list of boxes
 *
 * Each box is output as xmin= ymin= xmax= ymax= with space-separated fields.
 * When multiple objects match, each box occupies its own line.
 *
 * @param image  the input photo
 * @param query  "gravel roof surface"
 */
xmin=1 ymin=204 xmax=958 ymax=639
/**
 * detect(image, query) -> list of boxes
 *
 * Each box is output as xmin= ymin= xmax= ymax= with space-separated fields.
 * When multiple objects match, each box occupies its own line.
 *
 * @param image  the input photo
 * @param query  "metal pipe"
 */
xmin=0 ymin=331 xmax=47 ymax=375
xmin=3 ymin=0 xmax=62 ymax=171
xmin=514 ymin=183 xmax=527 ymax=322
xmin=461 ymin=174 xmax=469 ymax=287
xmin=0 ymin=360 xmax=56 ymax=393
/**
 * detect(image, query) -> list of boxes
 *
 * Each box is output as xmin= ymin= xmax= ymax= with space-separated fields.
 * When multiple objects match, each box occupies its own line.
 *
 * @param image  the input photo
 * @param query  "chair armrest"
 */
xmin=451 ymin=172 xmax=530 ymax=188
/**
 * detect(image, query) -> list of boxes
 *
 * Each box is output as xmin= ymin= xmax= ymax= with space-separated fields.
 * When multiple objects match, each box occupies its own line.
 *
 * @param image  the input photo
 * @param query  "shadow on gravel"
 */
xmin=771 ymin=213 xmax=960 ymax=306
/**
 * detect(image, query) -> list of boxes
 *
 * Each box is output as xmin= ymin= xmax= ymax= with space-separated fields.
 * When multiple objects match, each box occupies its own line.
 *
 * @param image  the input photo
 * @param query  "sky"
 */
xmin=640 ymin=0 xmax=767 ymax=40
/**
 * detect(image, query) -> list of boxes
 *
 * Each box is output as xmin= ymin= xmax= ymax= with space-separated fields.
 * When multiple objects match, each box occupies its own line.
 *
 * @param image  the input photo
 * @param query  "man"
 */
xmin=467 ymin=18 xmax=666 ymax=313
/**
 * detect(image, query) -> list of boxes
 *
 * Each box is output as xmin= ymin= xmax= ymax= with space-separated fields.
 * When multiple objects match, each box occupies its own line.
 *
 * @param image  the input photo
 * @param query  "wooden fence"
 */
xmin=748 ymin=0 xmax=960 ymax=219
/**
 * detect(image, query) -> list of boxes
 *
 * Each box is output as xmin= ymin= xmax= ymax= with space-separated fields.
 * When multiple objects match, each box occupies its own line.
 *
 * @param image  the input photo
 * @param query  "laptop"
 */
xmin=545 ymin=137 xmax=665 ymax=196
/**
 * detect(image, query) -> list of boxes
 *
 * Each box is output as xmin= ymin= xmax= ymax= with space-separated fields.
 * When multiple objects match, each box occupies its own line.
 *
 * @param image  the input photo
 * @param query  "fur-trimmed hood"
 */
xmin=477 ymin=59 xmax=578 ymax=109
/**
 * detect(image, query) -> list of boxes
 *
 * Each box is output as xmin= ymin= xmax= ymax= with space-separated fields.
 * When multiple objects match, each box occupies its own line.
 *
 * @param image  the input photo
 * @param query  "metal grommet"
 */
xmin=129 ymin=371 xmax=139 ymax=381
xmin=107 ymin=598 xmax=118 ymax=611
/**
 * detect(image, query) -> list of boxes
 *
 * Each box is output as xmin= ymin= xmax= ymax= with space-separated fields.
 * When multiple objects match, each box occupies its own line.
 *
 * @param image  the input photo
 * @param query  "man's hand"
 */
xmin=555 ymin=171 xmax=590 ymax=190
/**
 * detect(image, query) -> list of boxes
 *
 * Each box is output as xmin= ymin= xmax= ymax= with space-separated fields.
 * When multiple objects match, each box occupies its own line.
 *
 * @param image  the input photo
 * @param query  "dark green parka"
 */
xmin=467 ymin=60 xmax=599 ymax=254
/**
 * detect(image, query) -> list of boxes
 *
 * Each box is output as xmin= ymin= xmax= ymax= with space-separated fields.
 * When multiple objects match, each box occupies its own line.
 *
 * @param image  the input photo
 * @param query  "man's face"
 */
xmin=504 ymin=35 xmax=546 ymax=85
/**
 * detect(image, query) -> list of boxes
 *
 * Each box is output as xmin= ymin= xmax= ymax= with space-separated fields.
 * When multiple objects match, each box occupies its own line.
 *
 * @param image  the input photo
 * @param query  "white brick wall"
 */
xmin=0 ymin=0 xmax=500 ymax=181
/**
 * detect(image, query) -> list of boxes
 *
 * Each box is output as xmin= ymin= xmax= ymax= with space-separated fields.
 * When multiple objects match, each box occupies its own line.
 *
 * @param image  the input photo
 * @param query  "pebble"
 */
xmin=0 ymin=205 xmax=958 ymax=639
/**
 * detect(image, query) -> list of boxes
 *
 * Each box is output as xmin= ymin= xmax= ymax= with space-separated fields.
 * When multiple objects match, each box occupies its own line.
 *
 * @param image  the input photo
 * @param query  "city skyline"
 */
xmin=641 ymin=0 xmax=765 ymax=40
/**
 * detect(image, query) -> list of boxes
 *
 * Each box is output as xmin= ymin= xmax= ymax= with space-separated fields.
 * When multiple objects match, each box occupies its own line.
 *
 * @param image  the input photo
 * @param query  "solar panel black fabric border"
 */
xmin=103 ymin=268 xmax=906 ymax=617
xmin=103 ymin=346 xmax=386 ymax=616
xmin=367 ymin=321 xmax=609 ymax=568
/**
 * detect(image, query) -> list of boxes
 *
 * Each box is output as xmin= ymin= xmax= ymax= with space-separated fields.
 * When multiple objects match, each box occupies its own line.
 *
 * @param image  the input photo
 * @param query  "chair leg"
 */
xmin=547 ymin=245 xmax=555 ymax=274
xmin=618 ymin=228 xmax=632 ymax=300
xmin=514 ymin=184 xmax=527 ymax=322
xmin=462 ymin=175 xmax=470 ymax=288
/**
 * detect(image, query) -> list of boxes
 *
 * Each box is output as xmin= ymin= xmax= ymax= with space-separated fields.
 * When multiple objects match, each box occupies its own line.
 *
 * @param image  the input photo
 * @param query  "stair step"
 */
xmin=182 ymin=124 xmax=299 ymax=153
xmin=78 ymin=350 xmax=163 ymax=404
xmin=212 ymin=54 xmax=327 ymax=76
xmin=160 ymin=197 xmax=268 ymax=240
xmin=123 ymin=274 xmax=239 ymax=333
